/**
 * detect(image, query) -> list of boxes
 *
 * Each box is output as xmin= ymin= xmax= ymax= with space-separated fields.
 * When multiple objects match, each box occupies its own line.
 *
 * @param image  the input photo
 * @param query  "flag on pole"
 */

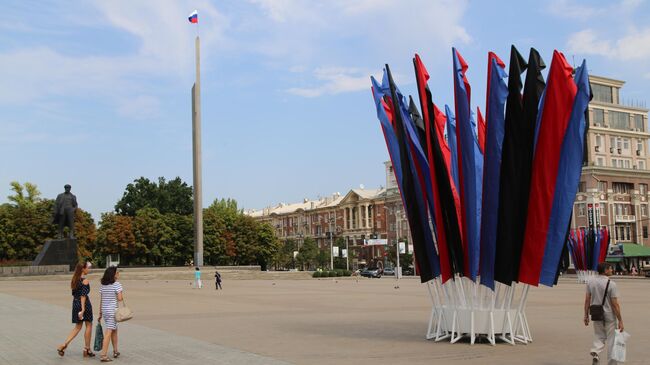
xmin=479 ymin=52 xmax=508 ymax=290
xmin=538 ymin=59 xmax=590 ymax=286
xmin=494 ymin=45 xmax=527 ymax=286
xmin=413 ymin=54 xmax=464 ymax=282
xmin=452 ymin=48 xmax=481 ymax=281
xmin=519 ymin=51 xmax=578 ymax=286
xmin=188 ymin=10 xmax=198 ymax=23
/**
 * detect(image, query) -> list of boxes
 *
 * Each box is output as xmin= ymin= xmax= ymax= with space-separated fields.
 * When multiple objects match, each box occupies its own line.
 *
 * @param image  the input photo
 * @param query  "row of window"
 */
xmin=595 ymin=158 xmax=646 ymax=169
xmin=577 ymin=182 xmax=648 ymax=194
xmin=575 ymin=203 xmax=649 ymax=217
xmin=592 ymin=108 xmax=645 ymax=132
xmin=594 ymin=135 xmax=645 ymax=153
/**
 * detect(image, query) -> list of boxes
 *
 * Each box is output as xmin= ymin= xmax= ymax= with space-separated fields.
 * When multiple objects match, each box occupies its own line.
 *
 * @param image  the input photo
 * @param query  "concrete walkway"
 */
xmin=0 ymin=293 xmax=290 ymax=365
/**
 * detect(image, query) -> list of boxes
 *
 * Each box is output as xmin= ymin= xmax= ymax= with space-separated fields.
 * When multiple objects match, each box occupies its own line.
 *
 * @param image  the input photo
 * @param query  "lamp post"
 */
xmin=329 ymin=213 xmax=334 ymax=270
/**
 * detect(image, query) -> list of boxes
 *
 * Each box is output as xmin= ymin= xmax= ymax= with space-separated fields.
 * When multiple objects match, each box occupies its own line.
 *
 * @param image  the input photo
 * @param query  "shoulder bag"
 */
xmin=589 ymin=279 xmax=610 ymax=321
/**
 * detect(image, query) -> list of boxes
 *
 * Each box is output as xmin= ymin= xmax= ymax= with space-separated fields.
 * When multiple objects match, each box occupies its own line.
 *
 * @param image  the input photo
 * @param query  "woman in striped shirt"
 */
xmin=98 ymin=266 xmax=123 ymax=362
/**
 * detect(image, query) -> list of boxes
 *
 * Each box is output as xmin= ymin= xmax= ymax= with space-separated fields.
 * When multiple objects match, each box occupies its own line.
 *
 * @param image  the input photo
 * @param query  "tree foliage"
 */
xmin=114 ymin=177 xmax=193 ymax=216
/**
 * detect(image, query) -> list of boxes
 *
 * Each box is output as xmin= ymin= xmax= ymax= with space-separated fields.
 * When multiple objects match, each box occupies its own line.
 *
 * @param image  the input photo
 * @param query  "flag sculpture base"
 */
xmin=424 ymin=278 xmax=533 ymax=345
xmin=575 ymin=270 xmax=596 ymax=284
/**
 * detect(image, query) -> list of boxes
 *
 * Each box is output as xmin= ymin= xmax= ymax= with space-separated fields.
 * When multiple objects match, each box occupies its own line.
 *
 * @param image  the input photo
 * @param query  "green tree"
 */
xmin=75 ymin=209 xmax=97 ymax=260
xmin=115 ymin=177 xmax=193 ymax=216
xmin=95 ymin=213 xmax=137 ymax=264
xmin=296 ymin=237 xmax=318 ymax=270
xmin=272 ymin=239 xmax=297 ymax=270
xmin=254 ymin=222 xmax=281 ymax=271
xmin=7 ymin=181 xmax=41 ymax=208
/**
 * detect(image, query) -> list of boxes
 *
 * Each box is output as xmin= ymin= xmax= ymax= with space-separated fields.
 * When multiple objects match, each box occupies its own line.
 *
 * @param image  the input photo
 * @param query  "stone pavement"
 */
xmin=0 ymin=293 xmax=290 ymax=365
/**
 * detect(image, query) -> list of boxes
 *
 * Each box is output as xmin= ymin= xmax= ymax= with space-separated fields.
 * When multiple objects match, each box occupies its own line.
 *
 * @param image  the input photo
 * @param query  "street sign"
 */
xmin=398 ymin=242 xmax=406 ymax=254
xmin=365 ymin=238 xmax=388 ymax=246
xmin=333 ymin=246 xmax=339 ymax=257
xmin=342 ymin=249 xmax=348 ymax=258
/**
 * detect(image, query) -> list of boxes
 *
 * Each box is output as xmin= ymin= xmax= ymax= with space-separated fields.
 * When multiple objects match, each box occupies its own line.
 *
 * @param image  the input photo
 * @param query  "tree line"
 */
xmin=0 ymin=178 xmax=282 ymax=269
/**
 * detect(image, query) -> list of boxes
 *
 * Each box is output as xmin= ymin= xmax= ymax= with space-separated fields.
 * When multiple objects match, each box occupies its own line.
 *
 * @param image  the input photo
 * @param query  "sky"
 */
xmin=2 ymin=0 xmax=650 ymax=221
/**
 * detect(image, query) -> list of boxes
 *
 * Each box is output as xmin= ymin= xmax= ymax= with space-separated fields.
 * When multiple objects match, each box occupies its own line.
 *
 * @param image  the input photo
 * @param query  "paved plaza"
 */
xmin=0 ymin=273 xmax=648 ymax=364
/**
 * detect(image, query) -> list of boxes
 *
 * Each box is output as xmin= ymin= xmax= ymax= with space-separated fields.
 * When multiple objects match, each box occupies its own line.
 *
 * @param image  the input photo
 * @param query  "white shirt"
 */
xmin=100 ymin=281 xmax=123 ymax=314
xmin=586 ymin=275 xmax=619 ymax=313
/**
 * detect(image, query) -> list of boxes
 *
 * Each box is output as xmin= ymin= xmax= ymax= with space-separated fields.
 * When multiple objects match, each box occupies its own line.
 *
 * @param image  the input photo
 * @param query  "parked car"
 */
xmin=360 ymin=267 xmax=383 ymax=278
xmin=402 ymin=266 xmax=415 ymax=276
xmin=383 ymin=267 xmax=395 ymax=276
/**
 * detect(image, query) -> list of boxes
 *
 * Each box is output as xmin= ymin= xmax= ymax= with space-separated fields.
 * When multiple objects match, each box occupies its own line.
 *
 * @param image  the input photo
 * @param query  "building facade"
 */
xmin=248 ymin=162 xmax=411 ymax=269
xmin=573 ymin=75 xmax=650 ymax=250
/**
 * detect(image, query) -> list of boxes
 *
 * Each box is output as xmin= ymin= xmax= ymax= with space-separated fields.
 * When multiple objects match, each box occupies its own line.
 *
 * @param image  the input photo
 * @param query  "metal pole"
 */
xmin=346 ymin=237 xmax=349 ymax=271
xmin=396 ymin=240 xmax=400 ymax=280
xmin=329 ymin=215 xmax=334 ymax=270
xmin=192 ymin=35 xmax=203 ymax=267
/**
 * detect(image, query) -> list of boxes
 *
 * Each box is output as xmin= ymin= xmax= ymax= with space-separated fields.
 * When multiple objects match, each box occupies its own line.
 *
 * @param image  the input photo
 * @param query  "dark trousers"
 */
xmin=215 ymin=282 xmax=222 ymax=290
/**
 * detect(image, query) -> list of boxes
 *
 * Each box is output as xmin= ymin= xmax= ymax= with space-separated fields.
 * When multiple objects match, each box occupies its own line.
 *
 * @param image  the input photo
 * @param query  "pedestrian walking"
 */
xmin=215 ymin=270 xmax=222 ymax=290
xmin=99 ymin=266 xmax=124 ymax=362
xmin=194 ymin=267 xmax=202 ymax=289
xmin=584 ymin=262 xmax=625 ymax=365
xmin=57 ymin=261 xmax=95 ymax=358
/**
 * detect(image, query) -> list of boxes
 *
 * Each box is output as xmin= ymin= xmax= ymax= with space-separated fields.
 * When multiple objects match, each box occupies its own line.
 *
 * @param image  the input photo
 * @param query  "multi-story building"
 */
xmin=248 ymin=162 xmax=412 ymax=269
xmin=573 ymin=76 xmax=650 ymax=266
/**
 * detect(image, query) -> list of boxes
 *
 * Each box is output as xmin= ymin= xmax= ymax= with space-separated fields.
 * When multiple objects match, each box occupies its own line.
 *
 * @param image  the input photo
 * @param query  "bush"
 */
xmin=312 ymin=271 xmax=321 ymax=278
xmin=326 ymin=271 xmax=335 ymax=277
xmin=344 ymin=270 xmax=352 ymax=276
xmin=336 ymin=270 xmax=344 ymax=277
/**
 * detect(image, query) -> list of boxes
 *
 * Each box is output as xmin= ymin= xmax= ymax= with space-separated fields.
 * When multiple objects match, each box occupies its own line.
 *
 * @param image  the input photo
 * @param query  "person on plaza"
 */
xmin=194 ymin=266 xmax=202 ymax=289
xmin=98 ymin=266 xmax=124 ymax=362
xmin=57 ymin=261 xmax=95 ymax=358
xmin=630 ymin=265 xmax=638 ymax=276
xmin=584 ymin=262 xmax=624 ymax=365
xmin=214 ymin=270 xmax=222 ymax=290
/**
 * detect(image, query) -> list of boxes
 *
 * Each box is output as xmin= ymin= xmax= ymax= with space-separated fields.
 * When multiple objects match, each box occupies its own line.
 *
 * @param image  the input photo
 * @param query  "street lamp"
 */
xmin=329 ymin=213 xmax=335 ymax=271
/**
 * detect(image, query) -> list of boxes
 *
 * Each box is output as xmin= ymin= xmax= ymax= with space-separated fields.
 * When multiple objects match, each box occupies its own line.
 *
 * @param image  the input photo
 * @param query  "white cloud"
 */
xmin=567 ymin=27 xmax=650 ymax=61
xmin=286 ymin=67 xmax=376 ymax=97
xmin=547 ymin=0 xmax=643 ymax=20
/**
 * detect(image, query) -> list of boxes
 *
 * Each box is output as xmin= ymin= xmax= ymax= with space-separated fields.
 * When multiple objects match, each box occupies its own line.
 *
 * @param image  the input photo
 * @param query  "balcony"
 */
xmin=615 ymin=215 xmax=636 ymax=223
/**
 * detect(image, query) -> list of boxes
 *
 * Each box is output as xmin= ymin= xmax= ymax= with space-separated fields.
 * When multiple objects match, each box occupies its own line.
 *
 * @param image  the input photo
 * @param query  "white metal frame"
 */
xmin=425 ymin=278 xmax=533 ymax=345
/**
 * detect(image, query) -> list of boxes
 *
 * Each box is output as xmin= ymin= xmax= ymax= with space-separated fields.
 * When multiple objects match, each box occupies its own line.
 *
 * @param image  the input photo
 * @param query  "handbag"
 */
xmin=115 ymin=297 xmax=134 ymax=322
xmin=93 ymin=322 xmax=104 ymax=352
xmin=589 ymin=279 xmax=610 ymax=321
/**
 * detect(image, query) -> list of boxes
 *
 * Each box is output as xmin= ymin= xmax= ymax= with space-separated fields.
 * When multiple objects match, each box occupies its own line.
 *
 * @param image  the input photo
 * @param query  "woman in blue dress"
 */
xmin=57 ymin=261 xmax=95 ymax=358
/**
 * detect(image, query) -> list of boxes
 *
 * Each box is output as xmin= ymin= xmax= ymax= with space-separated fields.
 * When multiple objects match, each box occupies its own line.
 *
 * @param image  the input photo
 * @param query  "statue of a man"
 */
xmin=52 ymin=184 xmax=78 ymax=239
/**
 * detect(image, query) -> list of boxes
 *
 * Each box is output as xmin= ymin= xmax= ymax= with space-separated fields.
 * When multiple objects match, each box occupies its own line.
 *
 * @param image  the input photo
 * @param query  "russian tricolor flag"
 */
xmin=188 ymin=10 xmax=198 ymax=24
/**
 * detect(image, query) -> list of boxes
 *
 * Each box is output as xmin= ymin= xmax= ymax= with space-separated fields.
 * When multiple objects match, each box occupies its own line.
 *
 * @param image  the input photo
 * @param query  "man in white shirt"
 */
xmin=584 ymin=262 xmax=624 ymax=364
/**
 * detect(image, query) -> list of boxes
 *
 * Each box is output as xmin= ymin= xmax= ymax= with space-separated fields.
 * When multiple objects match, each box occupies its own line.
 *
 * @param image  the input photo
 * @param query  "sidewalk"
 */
xmin=0 ymin=293 xmax=290 ymax=365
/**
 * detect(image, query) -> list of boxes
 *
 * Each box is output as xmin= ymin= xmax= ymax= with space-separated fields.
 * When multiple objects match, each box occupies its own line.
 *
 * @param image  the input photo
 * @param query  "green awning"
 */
xmin=621 ymin=243 xmax=650 ymax=258
xmin=606 ymin=257 xmax=623 ymax=263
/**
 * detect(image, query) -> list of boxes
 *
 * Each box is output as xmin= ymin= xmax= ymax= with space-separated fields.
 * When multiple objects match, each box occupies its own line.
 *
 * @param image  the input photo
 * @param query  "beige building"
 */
xmin=573 ymin=75 xmax=650 ymax=254
xmin=247 ymin=162 xmax=412 ymax=269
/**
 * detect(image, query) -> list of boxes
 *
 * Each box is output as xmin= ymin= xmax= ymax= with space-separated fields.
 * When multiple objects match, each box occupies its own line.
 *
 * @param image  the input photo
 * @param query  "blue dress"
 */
xmin=71 ymin=279 xmax=93 ymax=323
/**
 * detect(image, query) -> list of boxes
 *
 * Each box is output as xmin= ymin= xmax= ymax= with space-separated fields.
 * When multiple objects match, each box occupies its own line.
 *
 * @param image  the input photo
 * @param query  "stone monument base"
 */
xmin=32 ymin=238 xmax=78 ymax=270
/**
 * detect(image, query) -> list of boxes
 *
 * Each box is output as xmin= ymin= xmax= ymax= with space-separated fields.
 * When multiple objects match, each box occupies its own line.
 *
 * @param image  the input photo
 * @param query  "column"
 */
xmin=343 ymin=207 xmax=348 ymax=230
xmin=365 ymin=204 xmax=370 ymax=229
xmin=356 ymin=205 xmax=361 ymax=229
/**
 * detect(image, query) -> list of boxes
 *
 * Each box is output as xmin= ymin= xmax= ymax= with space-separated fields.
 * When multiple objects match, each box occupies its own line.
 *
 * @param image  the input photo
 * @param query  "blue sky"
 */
xmin=2 ymin=0 xmax=650 ymax=221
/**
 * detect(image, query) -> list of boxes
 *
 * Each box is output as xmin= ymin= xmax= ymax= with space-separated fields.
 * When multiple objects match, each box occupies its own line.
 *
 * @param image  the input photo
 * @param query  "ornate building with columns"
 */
xmin=573 ymin=75 xmax=650 ymax=268
xmin=247 ymin=162 xmax=411 ymax=268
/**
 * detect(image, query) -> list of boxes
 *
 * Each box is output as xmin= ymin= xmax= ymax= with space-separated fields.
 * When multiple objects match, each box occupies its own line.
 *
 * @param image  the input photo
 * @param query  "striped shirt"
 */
xmin=100 ymin=281 xmax=123 ymax=314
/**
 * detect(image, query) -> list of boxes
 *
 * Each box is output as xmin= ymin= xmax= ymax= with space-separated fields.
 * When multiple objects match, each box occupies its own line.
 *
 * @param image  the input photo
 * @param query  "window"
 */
xmin=637 ymin=140 xmax=645 ymax=155
xmin=592 ymin=84 xmax=613 ymax=103
xmin=634 ymin=114 xmax=645 ymax=131
xmin=595 ymin=135 xmax=602 ymax=147
xmin=598 ymin=181 xmax=607 ymax=192
xmin=610 ymin=136 xmax=616 ymax=149
xmin=625 ymin=226 xmax=631 ymax=241
xmin=642 ymin=204 xmax=648 ymax=216
xmin=641 ymin=184 xmax=648 ymax=195
xmin=613 ymin=182 xmax=634 ymax=194
xmin=578 ymin=181 xmax=586 ymax=192
xmin=609 ymin=111 xmax=630 ymax=130
xmin=644 ymin=226 xmax=648 ymax=239
xmin=639 ymin=161 xmax=646 ymax=170
xmin=577 ymin=203 xmax=586 ymax=216
xmin=597 ymin=157 xmax=605 ymax=166
xmin=624 ymin=160 xmax=631 ymax=169
xmin=593 ymin=109 xmax=605 ymax=126
xmin=623 ymin=138 xmax=630 ymax=150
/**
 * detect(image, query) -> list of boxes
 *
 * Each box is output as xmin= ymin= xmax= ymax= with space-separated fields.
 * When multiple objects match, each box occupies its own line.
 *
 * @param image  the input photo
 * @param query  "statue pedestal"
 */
xmin=32 ymin=238 xmax=78 ymax=270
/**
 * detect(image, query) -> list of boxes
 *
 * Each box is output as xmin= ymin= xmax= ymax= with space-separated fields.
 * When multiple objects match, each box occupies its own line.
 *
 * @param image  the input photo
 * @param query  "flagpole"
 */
xmin=192 ymin=30 xmax=204 ymax=267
